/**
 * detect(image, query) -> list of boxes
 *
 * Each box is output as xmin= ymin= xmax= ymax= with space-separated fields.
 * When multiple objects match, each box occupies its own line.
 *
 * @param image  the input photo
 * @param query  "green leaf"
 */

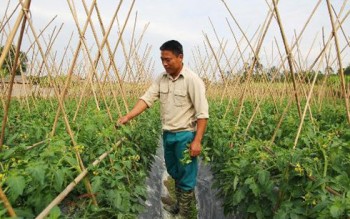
xmin=0 ymin=208 xmax=7 ymax=217
xmin=290 ymin=213 xmax=300 ymax=219
xmin=249 ymin=182 xmax=260 ymax=197
xmin=7 ymin=175 xmax=26 ymax=201
xmin=247 ymin=203 xmax=259 ymax=213
xmin=330 ymin=205 xmax=343 ymax=218
xmin=233 ymin=189 xmax=245 ymax=205
xmin=92 ymin=176 xmax=102 ymax=193
xmin=233 ymin=175 xmax=239 ymax=191
xmin=13 ymin=208 xmax=35 ymax=218
xmin=258 ymin=170 xmax=270 ymax=186
xmin=54 ymin=169 xmax=65 ymax=192
xmin=5 ymin=133 xmax=19 ymax=145
xmin=28 ymin=165 xmax=46 ymax=185
xmin=47 ymin=206 xmax=61 ymax=219
xmin=274 ymin=209 xmax=288 ymax=219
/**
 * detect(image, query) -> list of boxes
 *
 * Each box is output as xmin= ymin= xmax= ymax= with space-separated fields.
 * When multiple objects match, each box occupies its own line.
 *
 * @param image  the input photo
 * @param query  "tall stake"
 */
xmin=272 ymin=0 xmax=302 ymax=118
xmin=0 ymin=0 xmax=31 ymax=151
xmin=0 ymin=1 xmax=31 ymax=216
xmin=0 ymin=1 xmax=30 ymax=70
xmin=326 ymin=0 xmax=350 ymax=124
xmin=19 ymin=0 xmax=98 ymax=205
xmin=0 ymin=187 xmax=16 ymax=217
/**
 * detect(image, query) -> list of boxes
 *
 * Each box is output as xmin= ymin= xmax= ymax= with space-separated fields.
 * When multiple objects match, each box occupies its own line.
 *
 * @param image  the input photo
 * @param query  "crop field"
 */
xmin=1 ymin=0 xmax=350 ymax=219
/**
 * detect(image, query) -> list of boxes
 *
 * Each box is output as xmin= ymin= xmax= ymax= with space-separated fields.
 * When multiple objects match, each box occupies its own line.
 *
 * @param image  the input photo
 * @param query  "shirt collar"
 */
xmin=163 ymin=65 xmax=187 ymax=81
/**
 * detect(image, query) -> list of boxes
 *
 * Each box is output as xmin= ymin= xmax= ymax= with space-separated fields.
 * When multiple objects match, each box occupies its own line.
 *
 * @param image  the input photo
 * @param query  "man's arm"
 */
xmin=118 ymin=99 xmax=148 ymax=124
xmin=190 ymin=118 xmax=207 ymax=157
xmin=118 ymin=76 xmax=161 ymax=125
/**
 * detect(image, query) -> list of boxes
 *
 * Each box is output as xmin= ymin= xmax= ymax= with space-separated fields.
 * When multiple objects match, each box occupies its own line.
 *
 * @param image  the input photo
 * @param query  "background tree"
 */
xmin=344 ymin=64 xmax=350 ymax=75
xmin=0 ymin=44 xmax=28 ymax=77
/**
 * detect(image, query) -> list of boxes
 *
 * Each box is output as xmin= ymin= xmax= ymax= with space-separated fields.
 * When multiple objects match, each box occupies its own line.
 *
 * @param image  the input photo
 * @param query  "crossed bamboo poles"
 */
xmin=1 ymin=0 xmax=350 ymax=217
xmin=0 ymin=0 xmax=153 ymax=217
xmin=198 ymin=0 xmax=349 ymax=136
xmin=194 ymin=0 xmax=350 ymax=199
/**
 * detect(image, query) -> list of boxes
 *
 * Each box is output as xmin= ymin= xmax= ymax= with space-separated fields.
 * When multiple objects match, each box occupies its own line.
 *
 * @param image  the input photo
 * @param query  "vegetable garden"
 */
xmin=1 ymin=0 xmax=350 ymax=218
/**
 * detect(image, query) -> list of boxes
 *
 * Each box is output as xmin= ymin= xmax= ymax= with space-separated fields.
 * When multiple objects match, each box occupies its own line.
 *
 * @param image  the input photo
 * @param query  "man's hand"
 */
xmin=117 ymin=115 xmax=130 ymax=127
xmin=115 ymin=100 xmax=148 ymax=128
xmin=190 ymin=139 xmax=201 ymax=157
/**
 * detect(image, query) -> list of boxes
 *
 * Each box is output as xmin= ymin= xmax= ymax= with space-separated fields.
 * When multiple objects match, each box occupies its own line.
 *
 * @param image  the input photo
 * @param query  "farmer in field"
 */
xmin=118 ymin=40 xmax=209 ymax=217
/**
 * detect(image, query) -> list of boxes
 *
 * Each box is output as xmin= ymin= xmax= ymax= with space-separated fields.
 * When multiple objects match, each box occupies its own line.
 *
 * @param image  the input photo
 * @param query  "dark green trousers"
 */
xmin=163 ymin=131 xmax=198 ymax=191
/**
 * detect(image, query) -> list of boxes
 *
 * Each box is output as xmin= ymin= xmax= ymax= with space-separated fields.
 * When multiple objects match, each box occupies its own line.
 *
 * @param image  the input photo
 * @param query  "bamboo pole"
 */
xmin=69 ymin=0 xmax=113 ymax=122
xmin=72 ymin=0 xmax=126 ymax=121
xmin=236 ymin=9 xmax=275 ymax=126
xmin=326 ymin=0 xmax=350 ymax=124
xmin=203 ymin=33 xmax=229 ymax=103
xmin=0 ymin=0 xmax=31 ymax=151
xmin=0 ymin=0 xmax=30 ymax=70
xmin=50 ymin=0 xmax=98 ymax=136
xmin=0 ymin=1 xmax=31 ymax=216
xmin=0 ymin=1 xmax=18 ymax=33
xmin=72 ymin=0 xmax=136 ymax=123
xmin=293 ymin=32 xmax=330 ymax=150
xmin=308 ymin=9 xmax=350 ymax=71
xmin=0 ymin=186 xmax=16 ymax=217
xmin=119 ymin=12 xmax=138 ymax=82
xmin=332 ymin=5 xmax=350 ymax=48
xmin=272 ymin=0 xmax=302 ymax=119
xmin=19 ymin=1 xmax=98 ymax=205
xmin=104 ymin=0 xmax=136 ymax=113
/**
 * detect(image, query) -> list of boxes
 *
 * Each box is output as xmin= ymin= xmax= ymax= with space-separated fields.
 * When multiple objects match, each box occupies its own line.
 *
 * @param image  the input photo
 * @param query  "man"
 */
xmin=118 ymin=40 xmax=209 ymax=217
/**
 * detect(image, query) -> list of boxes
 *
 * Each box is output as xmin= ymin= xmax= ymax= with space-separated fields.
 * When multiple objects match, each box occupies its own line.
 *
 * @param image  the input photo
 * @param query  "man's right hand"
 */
xmin=117 ymin=115 xmax=130 ymax=126
xmin=115 ymin=100 xmax=148 ymax=128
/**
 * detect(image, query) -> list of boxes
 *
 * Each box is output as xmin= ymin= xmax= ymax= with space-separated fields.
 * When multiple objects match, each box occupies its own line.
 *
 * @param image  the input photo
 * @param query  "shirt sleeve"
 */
xmin=188 ymin=76 xmax=209 ymax=119
xmin=140 ymin=76 xmax=162 ymax=107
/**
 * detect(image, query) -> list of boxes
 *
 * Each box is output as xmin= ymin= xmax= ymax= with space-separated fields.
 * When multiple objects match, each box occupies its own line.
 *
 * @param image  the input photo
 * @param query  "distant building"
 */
xmin=3 ymin=75 xmax=29 ymax=84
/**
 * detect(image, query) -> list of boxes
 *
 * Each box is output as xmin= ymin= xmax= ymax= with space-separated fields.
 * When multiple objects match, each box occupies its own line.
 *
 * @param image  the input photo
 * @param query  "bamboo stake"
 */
xmin=70 ymin=0 xmax=113 ymax=122
xmin=308 ymin=9 xmax=350 ymax=71
xmin=317 ymin=29 xmax=333 ymax=111
xmin=332 ymin=5 xmax=350 ymax=48
xmin=291 ymin=31 xmax=316 ymax=126
xmin=0 ymin=0 xmax=31 ymax=152
xmin=50 ymin=0 xmax=97 ymax=136
xmin=0 ymin=1 xmax=31 ymax=216
xmin=272 ymin=0 xmax=302 ymax=119
xmin=72 ymin=0 xmax=134 ymax=122
xmin=203 ymin=33 xmax=229 ymax=103
xmin=105 ymin=0 xmax=136 ymax=113
xmin=0 ymin=1 xmax=18 ymax=33
xmin=19 ymin=1 xmax=97 ymax=205
xmin=326 ymin=0 xmax=350 ymax=124
xmin=120 ymin=12 xmax=138 ymax=82
xmin=0 ymin=0 xmax=29 ymax=70
xmin=0 ymin=186 xmax=16 ymax=217
xmin=235 ymin=7 xmax=275 ymax=127
xmin=293 ymin=34 xmax=330 ymax=150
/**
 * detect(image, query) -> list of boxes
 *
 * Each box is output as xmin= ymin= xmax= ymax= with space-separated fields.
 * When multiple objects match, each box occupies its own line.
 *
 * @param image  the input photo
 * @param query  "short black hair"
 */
xmin=160 ymin=40 xmax=183 ymax=56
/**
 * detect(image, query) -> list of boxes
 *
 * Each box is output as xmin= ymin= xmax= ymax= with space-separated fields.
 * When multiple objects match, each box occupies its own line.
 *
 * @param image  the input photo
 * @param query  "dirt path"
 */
xmin=139 ymin=140 xmax=236 ymax=219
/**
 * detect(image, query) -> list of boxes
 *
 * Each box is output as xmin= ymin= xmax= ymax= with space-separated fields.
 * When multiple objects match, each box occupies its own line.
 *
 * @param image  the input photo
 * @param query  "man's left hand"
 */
xmin=190 ymin=140 xmax=201 ymax=157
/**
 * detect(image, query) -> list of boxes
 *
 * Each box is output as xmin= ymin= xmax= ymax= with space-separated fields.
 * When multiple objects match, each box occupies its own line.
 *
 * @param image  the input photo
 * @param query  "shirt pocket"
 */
xmin=159 ymin=83 xmax=169 ymax=103
xmin=174 ymin=89 xmax=187 ymax=107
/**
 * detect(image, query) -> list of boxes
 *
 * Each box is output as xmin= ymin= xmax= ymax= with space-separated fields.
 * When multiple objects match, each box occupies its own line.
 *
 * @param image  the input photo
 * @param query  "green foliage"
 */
xmin=0 ymin=44 xmax=28 ymax=76
xmin=203 ymin=99 xmax=350 ymax=218
xmin=0 ymin=98 xmax=161 ymax=218
xmin=344 ymin=65 xmax=350 ymax=75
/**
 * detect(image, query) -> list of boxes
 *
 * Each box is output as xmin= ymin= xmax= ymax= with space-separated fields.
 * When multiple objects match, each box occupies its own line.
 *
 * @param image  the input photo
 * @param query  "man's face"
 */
xmin=160 ymin=50 xmax=183 ymax=76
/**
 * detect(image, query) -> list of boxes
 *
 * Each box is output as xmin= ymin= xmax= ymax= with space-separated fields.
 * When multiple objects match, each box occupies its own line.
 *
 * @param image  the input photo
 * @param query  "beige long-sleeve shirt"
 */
xmin=140 ymin=66 xmax=209 ymax=132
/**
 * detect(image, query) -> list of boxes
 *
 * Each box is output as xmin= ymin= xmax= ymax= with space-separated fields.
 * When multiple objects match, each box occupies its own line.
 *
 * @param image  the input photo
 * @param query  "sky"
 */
xmin=1 ymin=0 xmax=349 ymax=77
